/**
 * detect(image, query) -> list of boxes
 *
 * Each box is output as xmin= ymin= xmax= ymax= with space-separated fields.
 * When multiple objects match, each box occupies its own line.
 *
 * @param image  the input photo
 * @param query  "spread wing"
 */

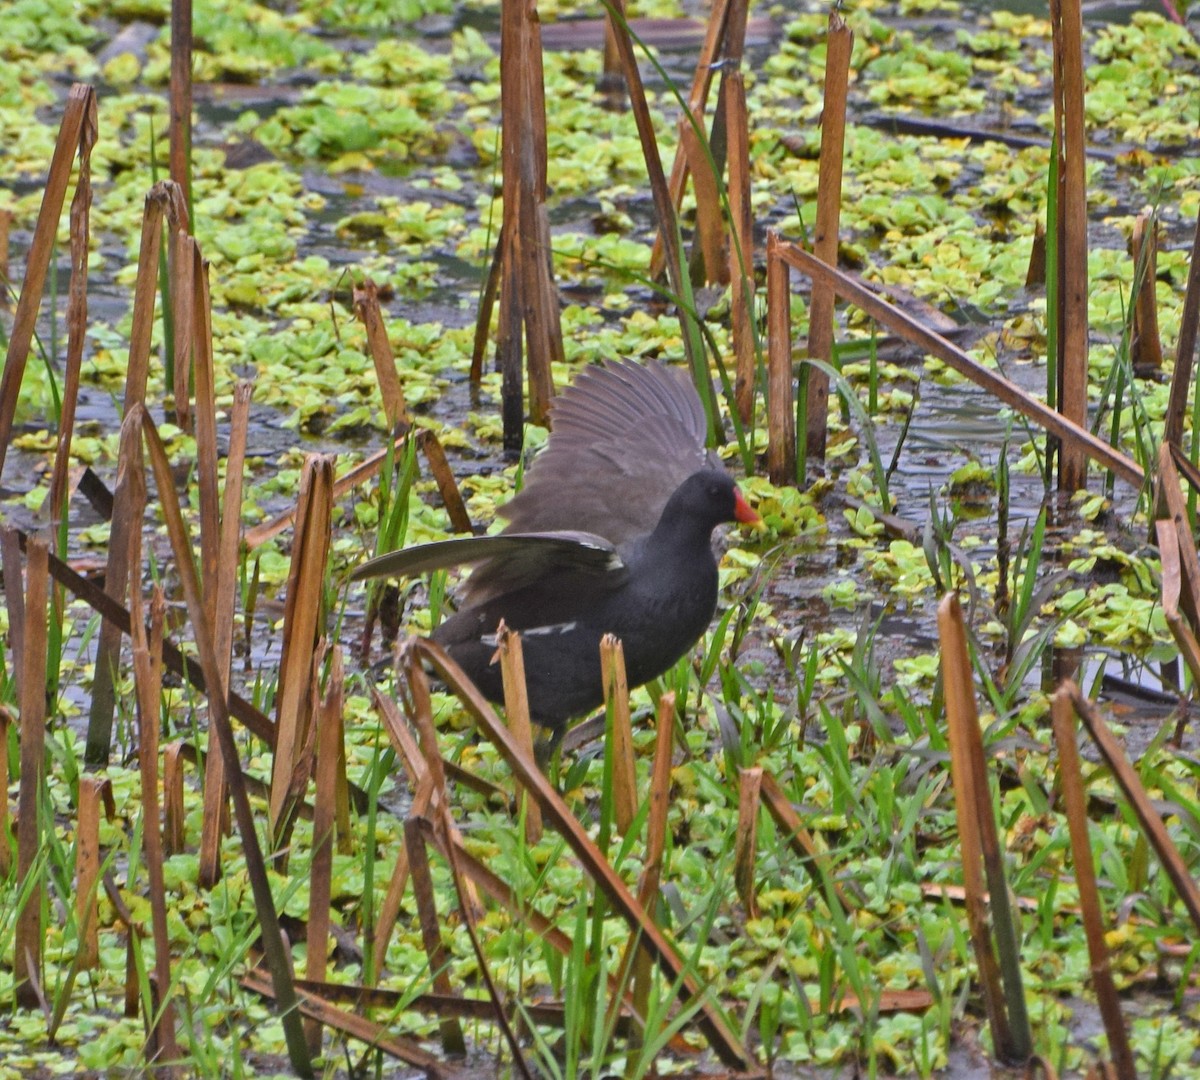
xmin=350 ymin=531 xmax=623 ymax=600
xmin=498 ymin=360 xmax=717 ymax=545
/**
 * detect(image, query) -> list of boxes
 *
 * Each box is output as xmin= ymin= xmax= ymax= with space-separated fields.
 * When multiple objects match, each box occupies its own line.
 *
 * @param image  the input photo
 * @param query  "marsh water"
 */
xmin=3 ymin=0 xmax=1200 ymax=1074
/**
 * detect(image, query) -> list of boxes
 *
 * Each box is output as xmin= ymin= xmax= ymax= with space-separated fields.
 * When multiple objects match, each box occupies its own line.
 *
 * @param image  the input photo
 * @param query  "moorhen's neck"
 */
xmin=643 ymin=470 xmax=734 ymax=556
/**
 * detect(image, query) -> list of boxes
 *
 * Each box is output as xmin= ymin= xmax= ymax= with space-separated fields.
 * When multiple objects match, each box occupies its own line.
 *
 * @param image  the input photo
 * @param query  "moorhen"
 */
xmin=352 ymin=359 xmax=761 ymax=735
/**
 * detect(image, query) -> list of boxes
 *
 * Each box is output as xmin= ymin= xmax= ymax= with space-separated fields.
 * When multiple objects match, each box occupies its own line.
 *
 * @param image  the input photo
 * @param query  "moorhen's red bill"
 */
xmin=352 ymin=360 xmax=761 ymax=734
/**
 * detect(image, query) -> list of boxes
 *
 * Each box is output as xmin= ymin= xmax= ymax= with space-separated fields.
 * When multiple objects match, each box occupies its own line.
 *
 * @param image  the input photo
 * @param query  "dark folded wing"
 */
xmin=499 ymin=360 xmax=718 ymax=544
xmin=350 ymin=530 xmax=622 ymax=599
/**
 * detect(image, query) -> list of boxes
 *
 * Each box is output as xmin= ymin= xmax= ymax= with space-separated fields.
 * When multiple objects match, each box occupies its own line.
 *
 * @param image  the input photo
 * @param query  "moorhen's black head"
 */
xmin=652 ymin=469 xmax=760 ymax=545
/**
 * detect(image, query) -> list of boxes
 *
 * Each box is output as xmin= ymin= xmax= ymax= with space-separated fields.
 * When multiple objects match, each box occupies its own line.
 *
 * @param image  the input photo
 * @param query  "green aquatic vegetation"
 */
xmin=299 ymin=0 xmax=453 ymax=29
xmin=865 ymin=38 xmax=984 ymax=112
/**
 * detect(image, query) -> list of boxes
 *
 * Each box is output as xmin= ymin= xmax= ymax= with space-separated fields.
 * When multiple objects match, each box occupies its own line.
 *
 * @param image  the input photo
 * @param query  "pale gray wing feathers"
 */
xmin=499 ymin=360 xmax=714 ymax=543
xmin=351 ymin=531 xmax=620 ymax=585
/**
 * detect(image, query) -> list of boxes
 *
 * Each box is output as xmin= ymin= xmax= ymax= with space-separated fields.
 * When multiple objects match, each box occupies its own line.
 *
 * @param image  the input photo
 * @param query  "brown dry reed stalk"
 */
xmin=766 ymin=231 xmax=796 ymax=484
xmin=648 ymin=0 xmax=732 ymax=279
xmin=0 ymin=208 xmax=12 ymax=306
xmin=1155 ymin=443 xmax=1200 ymax=629
xmin=269 ymin=455 xmax=334 ymax=846
xmin=601 ymin=634 xmax=638 ymax=835
xmin=1130 ymin=211 xmax=1162 ymax=372
xmin=46 ymin=91 xmax=96 ymax=530
xmin=73 ymin=776 xmax=111 ymax=972
xmin=198 ymin=379 xmax=253 ymax=888
xmin=131 ymin=591 xmax=180 ymax=1066
xmin=353 ymin=277 xmax=410 ymax=432
xmin=497 ymin=623 xmax=544 ymax=843
xmin=603 ymin=2 xmax=707 ymax=403
xmin=802 ymin=12 xmax=853 ymax=464
xmin=493 ymin=0 xmax=559 ymax=450
xmin=1049 ymin=0 xmax=1089 ymax=491
xmin=1050 ymin=688 xmax=1137 ymax=1080
xmin=0 ymin=84 xmax=94 ymax=480
xmin=1065 ymin=682 xmax=1200 ymax=934
xmin=725 ymin=67 xmax=755 ymax=424
xmin=1163 ymin=202 xmax=1200 ymax=449
xmin=938 ymin=592 xmax=1031 ymax=1064
xmin=417 ymin=428 xmax=473 ymax=533
xmin=138 ymin=404 xmax=313 ymax=1076
xmin=734 ymin=766 xmax=763 ymax=919
xmin=626 ymin=691 xmax=677 ymax=1043
xmin=13 ymin=534 xmax=48 ymax=1009
xmin=0 ymin=707 xmax=10 ymax=876
xmin=87 ymin=181 xmax=188 ymax=766
xmin=169 ymin=0 xmax=192 ymax=204
xmin=404 ymin=655 xmax=536 ymax=1080
xmin=1156 ymin=517 xmax=1200 ymax=687
xmin=775 ymin=242 xmax=1144 ymax=489
xmin=680 ymin=119 xmax=726 ymax=285
xmin=241 ymin=969 xmax=452 ymax=1076
xmin=304 ymin=646 xmax=344 ymax=1056
xmin=759 ymin=770 xmax=855 ymax=915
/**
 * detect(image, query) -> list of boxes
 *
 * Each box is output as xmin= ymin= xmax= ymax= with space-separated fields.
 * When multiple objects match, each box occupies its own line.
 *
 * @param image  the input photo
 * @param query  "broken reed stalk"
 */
xmin=268 ymin=455 xmax=334 ymax=844
xmin=169 ymin=223 xmax=193 ymax=430
xmin=725 ymin=67 xmax=755 ymax=424
xmin=603 ymin=3 xmax=708 ymax=417
xmin=734 ymin=766 xmax=763 ymax=919
xmin=13 ymin=535 xmax=48 ymax=1009
xmin=1050 ymin=0 xmax=1089 ymax=491
xmin=138 ymin=406 xmax=313 ymax=1077
xmin=1164 ymin=202 xmax=1200 ymax=452
xmin=1154 ymin=443 xmax=1200 ymax=630
xmin=0 ymin=707 xmax=10 ymax=875
xmin=0 ymin=83 xmax=95 ymax=481
xmin=162 ymin=743 xmax=187 ymax=854
xmin=242 ymin=972 xmax=452 ymax=1077
xmin=1025 ymin=219 xmax=1047 ymax=288
xmin=353 ymin=277 xmax=410 ymax=431
xmin=304 ymin=647 xmax=343 ymax=1056
xmin=130 ymin=589 xmax=179 ymax=1064
xmin=372 ymin=773 xmax=434 ymax=982
xmin=801 ymin=11 xmax=853 ymax=465
xmin=401 ymin=636 xmax=757 ymax=1071
xmin=1156 ymin=517 xmax=1200 ymax=687
xmin=169 ymin=0 xmax=192 ymax=206
xmin=600 ymin=634 xmax=638 ymax=835
xmin=1130 ymin=211 xmax=1162 ymax=372
xmin=74 ymin=777 xmax=109 ymax=971
xmin=0 ymin=208 xmax=11 ymax=305
xmin=405 ymin=661 xmax=535 ymax=1080
xmin=416 ymin=429 xmax=472 ymax=534
xmin=370 ymin=687 xmax=483 ymax=969
xmin=198 ymin=379 xmax=253 ymax=888
xmin=403 ymin=817 xmax=469 ymax=1056
xmin=190 ymin=245 xmax=220 ymax=624
xmin=124 ymin=432 xmax=179 ymax=1062
xmin=87 ymin=181 xmax=188 ymax=766
xmin=46 ymin=96 xmax=96 ymax=529
xmin=648 ymin=0 xmax=731 ymax=279
xmin=766 ymin=231 xmax=795 ymax=485
xmin=1050 ymin=688 xmax=1137 ymax=1080
xmin=937 ymin=593 xmax=1030 ymax=1064
xmin=680 ymin=119 xmax=726 ymax=285
xmin=1066 ymin=682 xmax=1200 ymax=934
xmin=496 ymin=624 xmax=543 ymax=844
xmin=492 ymin=0 xmax=558 ymax=450
xmin=627 ymin=691 xmax=676 ymax=1037
xmin=774 ymin=242 xmax=1144 ymax=488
